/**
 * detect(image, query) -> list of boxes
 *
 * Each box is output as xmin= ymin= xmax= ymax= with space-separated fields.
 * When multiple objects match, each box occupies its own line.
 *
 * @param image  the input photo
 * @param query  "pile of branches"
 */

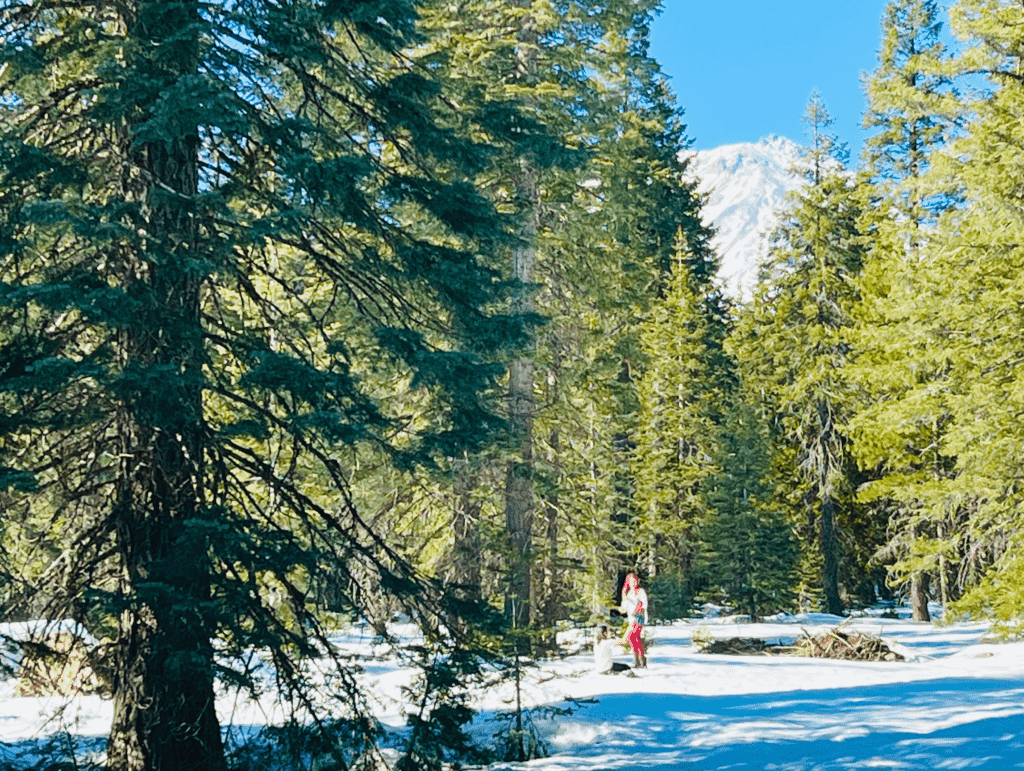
xmin=694 ymin=624 xmax=905 ymax=662
xmin=788 ymin=626 xmax=904 ymax=662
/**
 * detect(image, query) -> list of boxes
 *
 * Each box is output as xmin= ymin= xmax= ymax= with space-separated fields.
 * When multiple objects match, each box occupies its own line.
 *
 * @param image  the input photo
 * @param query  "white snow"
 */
xmin=3 ymin=610 xmax=1023 ymax=770
xmin=688 ymin=136 xmax=804 ymax=301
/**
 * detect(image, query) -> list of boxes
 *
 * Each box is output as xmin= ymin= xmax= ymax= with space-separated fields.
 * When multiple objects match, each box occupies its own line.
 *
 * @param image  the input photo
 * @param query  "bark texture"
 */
xmin=107 ymin=3 xmax=224 ymax=769
xmin=504 ymin=7 xmax=540 ymax=631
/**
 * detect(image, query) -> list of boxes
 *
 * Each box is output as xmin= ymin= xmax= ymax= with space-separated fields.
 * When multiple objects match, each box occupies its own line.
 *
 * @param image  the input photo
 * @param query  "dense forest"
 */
xmin=1 ymin=0 xmax=1022 ymax=769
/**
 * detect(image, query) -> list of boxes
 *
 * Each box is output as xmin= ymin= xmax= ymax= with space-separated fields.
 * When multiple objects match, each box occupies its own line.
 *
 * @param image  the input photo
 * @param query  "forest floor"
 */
xmin=2 ymin=606 xmax=1023 ymax=770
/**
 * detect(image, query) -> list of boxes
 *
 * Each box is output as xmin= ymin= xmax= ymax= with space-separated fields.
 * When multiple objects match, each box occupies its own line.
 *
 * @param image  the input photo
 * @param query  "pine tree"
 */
xmin=737 ymin=94 xmax=866 ymax=616
xmin=632 ymin=235 xmax=721 ymax=588
xmin=0 ymin=2 xmax=535 ymax=768
xmin=848 ymin=0 xmax=957 ymax=620
xmin=861 ymin=0 xmax=954 ymax=222
xmin=884 ymin=0 xmax=1024 ymax=628
xmin=700 ymin=394 xmax=797 ymax=620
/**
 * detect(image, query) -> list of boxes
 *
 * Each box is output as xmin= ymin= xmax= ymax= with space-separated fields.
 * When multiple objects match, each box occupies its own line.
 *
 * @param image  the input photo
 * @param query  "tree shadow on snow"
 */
xmin=473 ymin=675 xmax=1024 ymax=770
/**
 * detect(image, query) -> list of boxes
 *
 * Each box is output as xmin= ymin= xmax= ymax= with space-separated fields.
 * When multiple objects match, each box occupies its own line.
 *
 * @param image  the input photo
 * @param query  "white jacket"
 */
xmin=620 ymin=587 xmax=648 ymax=625
xmin=594 ymin=637 xmax=618 ymax=673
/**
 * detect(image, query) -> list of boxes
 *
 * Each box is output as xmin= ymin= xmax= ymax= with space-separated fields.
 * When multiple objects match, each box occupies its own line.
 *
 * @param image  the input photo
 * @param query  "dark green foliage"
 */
xmin=700 ymin=397 xmax=798 ymax=620
xmin=1 ymin=732 xmax=106 ymax=771
xmin=646 ymin=570 xmax=696 ymax=621
xmin=224 ymin=716 xmax=384 ymax=771
xmin=0 ymin=0 xmax=540 ymax=769
xmin=395 ymin=643 xmax=497 ymax=771
xmin=734 ymin=95 xmax=868 ymax=616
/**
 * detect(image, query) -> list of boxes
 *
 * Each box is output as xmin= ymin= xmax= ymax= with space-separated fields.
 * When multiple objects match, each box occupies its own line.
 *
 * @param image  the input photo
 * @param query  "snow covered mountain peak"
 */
xmin=687 ymin=136 xmax=805 ymax=301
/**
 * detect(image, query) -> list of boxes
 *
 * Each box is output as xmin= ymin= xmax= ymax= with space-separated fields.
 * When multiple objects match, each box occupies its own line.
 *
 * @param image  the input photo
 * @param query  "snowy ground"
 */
xmin=2 ymin=608 xmax=1023 ymax=770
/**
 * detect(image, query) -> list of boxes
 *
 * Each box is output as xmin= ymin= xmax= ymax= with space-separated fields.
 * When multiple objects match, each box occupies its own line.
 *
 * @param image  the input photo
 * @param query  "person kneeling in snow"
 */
xmin=594 ymin=624 xmax=635 ymax=676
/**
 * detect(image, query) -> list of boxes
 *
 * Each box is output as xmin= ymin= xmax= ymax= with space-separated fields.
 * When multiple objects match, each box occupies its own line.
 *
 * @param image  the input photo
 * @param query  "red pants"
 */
xmin=627 ymin=622 xmax=644 ymax=655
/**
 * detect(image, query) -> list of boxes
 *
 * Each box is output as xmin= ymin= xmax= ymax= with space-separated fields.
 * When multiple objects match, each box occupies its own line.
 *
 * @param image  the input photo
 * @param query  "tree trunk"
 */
xmin=937 ymin=519 xmax=949 ymax=608
xmin=813 ymin=399 xmax=844 ymax=617
xmin=504 ymin=195 xmax=536 ymax=625
xmin=504 ymin=8 xmax=539 ymax=631
xmin=107 ymin=3 xmax=224 ymax=770
xmin=505 ymin=344 xmax=535 ymax=630
xmin=535 ymin=429 xmax=560 ymax=647
xmin=451 ymin=453 xmax=482 ymax=594
xmin=910 ymin=571 xmax=931 ymax=622
xmin=645 ymin=533 xmax=656 ymax=580
xmin=820 ymin=495 xmax=843 ymax=616
xmin=909 ymin=523 xmax=931 ymax=622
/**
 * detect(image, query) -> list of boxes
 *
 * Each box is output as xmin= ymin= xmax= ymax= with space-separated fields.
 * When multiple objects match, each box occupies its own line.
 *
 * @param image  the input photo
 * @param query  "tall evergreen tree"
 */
xmin=501 ymin=0 xmax=544 ymax=634
xmin=0 ymin=1 xmax=536 ymax=768
xmin=632 ymin=235 xmax=721 ymax=585
xmin=700 ymin=394 xmax=798 ymax=620
xmin=849 ymin=0 xmax=957 ymax=620
xmin=737 ymin=94 xmax=866 ymax=616
xmin=862 ymin=0 xmax=954 ymax=221
xmin=874 ymin=0 xmax=1024 ymax=629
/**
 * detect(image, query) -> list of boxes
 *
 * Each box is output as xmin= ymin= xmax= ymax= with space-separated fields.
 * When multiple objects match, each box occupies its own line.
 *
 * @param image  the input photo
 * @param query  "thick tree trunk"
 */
xmin=503 ymin=4 xmax=540 ymax=633
xmin=108 ymin=4 xmax=224 ymax=770
xmin=813 ymin=399 xmax=844 ymax=617
xmin=109 ymin=228 xmax=224 ymax=771
xmin=503 ymin=0 xmax=541 ymax=635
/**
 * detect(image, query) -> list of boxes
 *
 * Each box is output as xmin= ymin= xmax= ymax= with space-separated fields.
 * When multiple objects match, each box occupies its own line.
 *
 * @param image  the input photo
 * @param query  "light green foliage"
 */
xmin=632 ymin=237 xmax=720 ymax=582
xmin=846 ymin=0 xmax=960 ymax=616
xmin=906 ymin=0 xmax=1024 ymax=619
xmin=845 ymin=0 xmax=1024 ymax=622
xmin=862 ymin=0 xmax=954 ymax=206
xmin=734 ymin=94 xmax=866 ymax=615
xmin=951 ymin=540 xmax=1024 ymax=636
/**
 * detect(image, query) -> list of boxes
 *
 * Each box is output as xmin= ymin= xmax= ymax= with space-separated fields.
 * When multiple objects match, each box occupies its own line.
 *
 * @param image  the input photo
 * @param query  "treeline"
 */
xmin=1 ymin=0 xmax=1022 ymax=769
xmin=658 ymin=0 xmax=1024 ymax=628
xmin=375 ymin=0 xmax=1024 ymax=635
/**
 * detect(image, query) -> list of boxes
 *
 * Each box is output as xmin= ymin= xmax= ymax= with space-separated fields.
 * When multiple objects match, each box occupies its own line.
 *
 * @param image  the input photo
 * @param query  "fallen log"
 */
xmin=695 ymin=637 xmax=782 ymax=655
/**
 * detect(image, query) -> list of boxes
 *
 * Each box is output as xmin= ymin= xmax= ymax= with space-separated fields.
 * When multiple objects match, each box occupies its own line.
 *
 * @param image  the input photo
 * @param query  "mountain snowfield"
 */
xmin=688 ymin=135 xmax=804 ymax=300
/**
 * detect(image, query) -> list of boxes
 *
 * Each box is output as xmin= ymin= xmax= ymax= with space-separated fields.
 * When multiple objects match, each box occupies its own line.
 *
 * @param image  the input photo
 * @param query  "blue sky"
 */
xmin=649 ymin=1 xmax=894 ymax=156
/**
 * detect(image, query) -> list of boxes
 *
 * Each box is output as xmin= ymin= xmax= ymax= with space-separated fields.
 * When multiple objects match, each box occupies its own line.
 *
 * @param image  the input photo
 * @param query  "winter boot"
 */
xmin=633 ymin=651 xmax=641 ymax=668
xmin=640 ymin=653 xmax=648 ymax=668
